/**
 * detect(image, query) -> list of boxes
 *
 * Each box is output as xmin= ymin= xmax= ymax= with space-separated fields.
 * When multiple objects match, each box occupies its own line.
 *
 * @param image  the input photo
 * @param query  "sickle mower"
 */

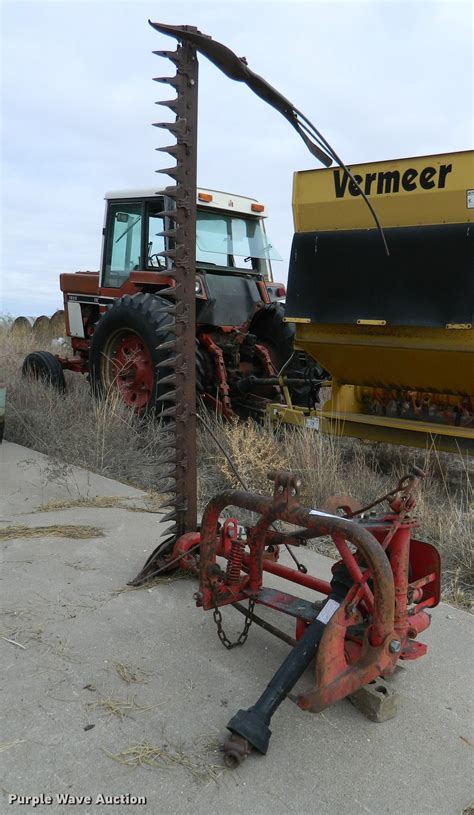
xmin=165 ymin=465 xmax=440 ymax=767
xmin=121 ymin=22 xmax=442 ymax=765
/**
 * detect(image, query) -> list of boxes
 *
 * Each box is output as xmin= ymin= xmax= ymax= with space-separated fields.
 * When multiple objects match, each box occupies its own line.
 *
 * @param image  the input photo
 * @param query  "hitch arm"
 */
xmin=223 ymin=597 xmax=341 ymax=766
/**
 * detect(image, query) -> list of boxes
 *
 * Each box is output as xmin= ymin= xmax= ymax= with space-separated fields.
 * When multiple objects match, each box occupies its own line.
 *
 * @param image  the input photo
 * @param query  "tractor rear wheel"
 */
xmin=22 ymin=351 xmax=66 ymax=391
xmin=251 ymin=304 xmax=295 ymax=373
xmin=89 ymin=292 xmax=204 ymax=413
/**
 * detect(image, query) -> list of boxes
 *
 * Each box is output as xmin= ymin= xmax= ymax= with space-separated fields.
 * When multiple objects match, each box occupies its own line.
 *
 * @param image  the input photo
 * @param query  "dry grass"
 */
xmin=0 ymin=740 xmax=25 ymax=753
xmin=87 ymin=695 xmax=158 ymax=720
xmin=1 ymin=318 xmax=472 ymax=607
xmin=34 ymin=496 xmax=150 ymax=513
xmin=1 ymin=319 xmax=168 ymax=492
xmin=0 ymin=524 xmax=104 ymax=541
xmin=103 ymin=736 xmax=223 ymax=781
xmin=112 ymin=572 xmax=191 ymax=595
xmin=218 ymin=417 xmax=286 ymax=492
xmin=114 ymin=662 xmax=151 ymax=684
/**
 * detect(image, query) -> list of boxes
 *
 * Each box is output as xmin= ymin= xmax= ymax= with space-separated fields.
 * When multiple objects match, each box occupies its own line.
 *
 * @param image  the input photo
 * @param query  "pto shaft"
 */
xmin=223 ymin=596 xmax=341 ymax=766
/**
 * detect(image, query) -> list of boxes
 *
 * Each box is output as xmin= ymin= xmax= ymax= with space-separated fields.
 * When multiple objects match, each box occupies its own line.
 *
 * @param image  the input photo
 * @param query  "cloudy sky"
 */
xmin=1 ymin=0 xmax=472 ymax=317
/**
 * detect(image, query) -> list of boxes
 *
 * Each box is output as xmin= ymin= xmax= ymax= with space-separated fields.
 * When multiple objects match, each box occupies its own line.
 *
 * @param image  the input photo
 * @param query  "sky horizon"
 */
xmin=1 ymin=0 xmax=473 ymax=317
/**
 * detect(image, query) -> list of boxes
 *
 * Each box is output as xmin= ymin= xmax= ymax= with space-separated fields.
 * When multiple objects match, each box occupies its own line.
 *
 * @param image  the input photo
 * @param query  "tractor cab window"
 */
xmin=196 ymin=211 xmax=282 ymax=271
xmin=147 ymin=204 xmax=166 ymax=269
xmin=103 ymin=203 xmax=142 ymax=288
xmin=196 ymin=213 xmax=230 ymax=265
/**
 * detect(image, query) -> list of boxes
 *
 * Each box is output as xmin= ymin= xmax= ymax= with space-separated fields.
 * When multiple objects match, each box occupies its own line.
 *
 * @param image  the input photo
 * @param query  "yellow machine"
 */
xmin=271 ymin=150 xmax=474 ymax=453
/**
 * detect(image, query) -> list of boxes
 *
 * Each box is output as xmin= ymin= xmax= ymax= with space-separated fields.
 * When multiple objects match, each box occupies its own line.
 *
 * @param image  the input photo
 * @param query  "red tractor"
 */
xmin=23 ymin=186 xmax=316 ymax=416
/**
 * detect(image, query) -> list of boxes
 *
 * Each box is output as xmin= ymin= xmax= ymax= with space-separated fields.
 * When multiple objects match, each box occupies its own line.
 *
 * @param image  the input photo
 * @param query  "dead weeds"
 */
xmin=114 ymin=663 xmax=151 ymax=685
xmin=103 ymin=736 xmax=223 ymax=781
xmin=0 ymin=524 xmax=104 ymax=541
xmin=87 ymin=695 xmax=158 ymax=721
xmin=112 ymin=571 xmax=191 ymax=596
xmin=0 ymin=740 xmax=25 ymax=753
xmin=2 ymin=320 xmax=472 ymax=608
xmin=34 ymin=496 xmax=153 ymax=514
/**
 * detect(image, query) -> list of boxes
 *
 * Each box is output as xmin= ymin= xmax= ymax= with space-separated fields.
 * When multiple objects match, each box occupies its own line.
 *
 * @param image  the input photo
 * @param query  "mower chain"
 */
xmin=212 ymin=589 xmax=255 ymax=650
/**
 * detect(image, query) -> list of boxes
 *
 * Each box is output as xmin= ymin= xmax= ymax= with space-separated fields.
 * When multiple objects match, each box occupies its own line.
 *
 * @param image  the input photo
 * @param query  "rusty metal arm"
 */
xmin=198 ymin=488 xmax=395 ymax=645
xmin=149 ymin=21 xmax=332 ymax=167
xmin=149 ymin=21 xmax=389 ymax=255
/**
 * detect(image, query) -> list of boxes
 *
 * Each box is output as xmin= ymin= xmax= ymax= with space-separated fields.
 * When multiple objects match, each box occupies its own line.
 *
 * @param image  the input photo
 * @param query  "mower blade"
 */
xmin=156 ymin=355 xmax=181 ymax=368
xmin=156 ymin=166 xmax=181 ymax=180
xmin=152 ymin=75 xmax=185 ymax=91
xmin=157 ymin=228 xmax=178 ymax=239
xmin=160 ymin=510 xmax=178 ymax=524
xmin=153 ymin=286 xmax=177 ymax=299
xmin=159 ymin=405 xmax=178 ymax=418
xmin=156 ymin=339 xmax=177 ymax=351
xmin=157 ymin=391 xmax=177 ymax=403
xmin=156 ymin=144 xmax=181 ymax=157
xmin=153 ymin=119 xmax=187 ymax=137
xmin=131 ymin=35 xmax=198 ymax=585
xmin=152 ymin=49 xmax=181 ymax=64
xmin=157 ymin=373 xmax=177 ymax=385
xmin=155 ymin=98 xmax=180 ymax=113
xmin=157 ymin=496 xmax=182 ymax=511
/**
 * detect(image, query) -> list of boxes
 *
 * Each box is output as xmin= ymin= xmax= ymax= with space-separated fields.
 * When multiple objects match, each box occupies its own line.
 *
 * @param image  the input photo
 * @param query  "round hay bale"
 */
xmin=49 ymin=309 xmax=66 ymax=338
xmin=10 ymin=316 xmax=34 ymax=334
xmin=32 ymin=315 xmax=51 ymax=339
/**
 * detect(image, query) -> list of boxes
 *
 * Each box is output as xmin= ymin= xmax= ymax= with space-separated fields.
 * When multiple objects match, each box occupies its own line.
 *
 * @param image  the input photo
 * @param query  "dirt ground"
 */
xmin=1 ymin=441 xmax=473 ymax=815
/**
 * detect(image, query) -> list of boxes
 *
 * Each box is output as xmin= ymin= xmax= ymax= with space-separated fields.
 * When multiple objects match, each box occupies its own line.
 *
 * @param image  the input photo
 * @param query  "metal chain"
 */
xmin=212 ymin=587 xmax=255 ymax=650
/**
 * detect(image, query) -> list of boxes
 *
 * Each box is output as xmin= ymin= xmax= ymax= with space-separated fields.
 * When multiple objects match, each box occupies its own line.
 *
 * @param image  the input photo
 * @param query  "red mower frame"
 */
xmin=167 ymin=466 xmax=440 ymax=765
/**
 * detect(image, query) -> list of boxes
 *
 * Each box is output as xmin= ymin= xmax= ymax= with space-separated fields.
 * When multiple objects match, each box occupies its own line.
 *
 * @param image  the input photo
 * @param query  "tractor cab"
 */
xmin=100 ymin=188 xmax=285 ymax=308
xmin=48 ymin=186 xmax=301 ymax=417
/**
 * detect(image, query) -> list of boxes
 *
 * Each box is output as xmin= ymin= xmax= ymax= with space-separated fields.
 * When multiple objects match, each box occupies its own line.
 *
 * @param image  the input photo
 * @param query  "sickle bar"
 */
xmin=130 ymin=31 xmax=199 ymax=585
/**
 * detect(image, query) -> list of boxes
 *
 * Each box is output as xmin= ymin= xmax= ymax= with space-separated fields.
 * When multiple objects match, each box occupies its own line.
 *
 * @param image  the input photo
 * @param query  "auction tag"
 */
xmin=310 ymin=508 xmax=350 ymax=521
xmin=316 ymin=599 xmax=340 ymax=624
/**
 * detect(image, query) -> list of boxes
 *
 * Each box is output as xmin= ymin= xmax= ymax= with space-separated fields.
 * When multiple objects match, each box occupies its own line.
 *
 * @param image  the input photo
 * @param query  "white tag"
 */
xmin=305 ymin=417 xmax=320 ymax=430
xmin=467 ymin=190 xmax=474 ymax=208
xmin=310 ymin=508 xmax=350 ymax=521
xmin=316 ymin=599 xmax=340 ymax=624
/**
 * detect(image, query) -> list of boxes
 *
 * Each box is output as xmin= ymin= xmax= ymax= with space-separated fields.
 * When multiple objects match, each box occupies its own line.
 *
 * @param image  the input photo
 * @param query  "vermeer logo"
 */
xmin=333 ymin=163 xmax=453 ymax=198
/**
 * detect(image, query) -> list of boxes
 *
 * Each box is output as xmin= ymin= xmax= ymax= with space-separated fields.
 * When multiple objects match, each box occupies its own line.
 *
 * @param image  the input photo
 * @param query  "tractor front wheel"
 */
xmin=22 ymin=351 xmax=66 ymax=391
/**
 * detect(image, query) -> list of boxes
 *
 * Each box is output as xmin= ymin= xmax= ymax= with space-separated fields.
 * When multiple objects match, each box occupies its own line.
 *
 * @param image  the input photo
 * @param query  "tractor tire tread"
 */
xmin=22 ymin=350 xmax=66 ymax=391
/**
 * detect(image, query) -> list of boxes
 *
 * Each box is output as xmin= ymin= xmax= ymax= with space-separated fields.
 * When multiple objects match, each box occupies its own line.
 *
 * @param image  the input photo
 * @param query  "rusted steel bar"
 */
xmin=130 ymin=32 xmax=199 ymax=585
xmin=242 ymin=555 xmax=331 ymax=597
xmin=386 ymin=526 xmax=411 ymax=639
xmin=198 ymin=489 xmax=395 ymax=646
xmin=232 ymin=602 xmax=296 ymax=648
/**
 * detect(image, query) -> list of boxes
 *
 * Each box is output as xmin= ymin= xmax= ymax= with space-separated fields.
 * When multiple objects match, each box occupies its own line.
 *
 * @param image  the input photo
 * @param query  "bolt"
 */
xmin=193 ymin=591 xmax=203 ymax=602
xmin=278 ymin=485 xmax=284 ymax=494
xmin=389 ymin=639 xmax=401 ymax=654
xmin=290 ymin=488 xmax=296 ymax=496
